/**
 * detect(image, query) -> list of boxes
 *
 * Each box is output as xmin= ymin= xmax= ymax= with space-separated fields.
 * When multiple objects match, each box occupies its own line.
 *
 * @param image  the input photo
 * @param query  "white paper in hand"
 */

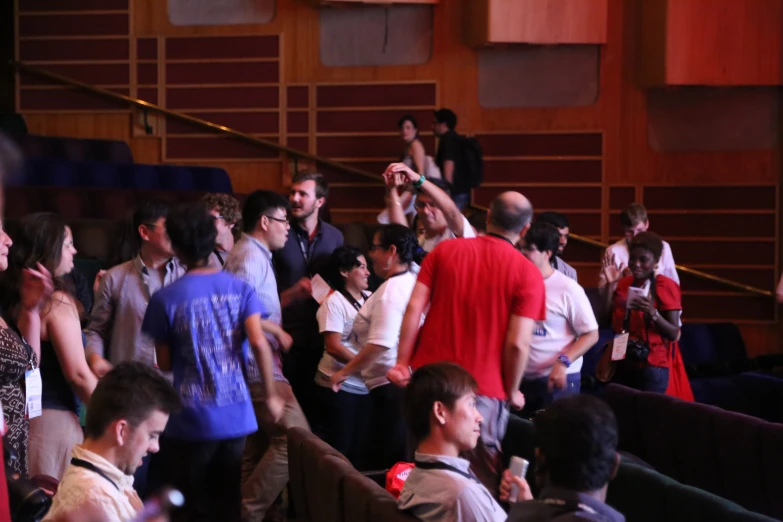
xmin=626 ymin=280 xmax=650 ymax=309
xmin=310 ymin=274 xmax=332 ymax=305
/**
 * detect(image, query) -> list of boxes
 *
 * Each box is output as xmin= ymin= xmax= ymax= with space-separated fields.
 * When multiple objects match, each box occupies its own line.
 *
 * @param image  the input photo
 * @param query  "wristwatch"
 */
xmin=649 ymin=309 xmax=660 ymax=322
xmin=413 ymin=174 xmax=426 ymax=188
xmin=557 ymin=354 xmax=572 ymax=368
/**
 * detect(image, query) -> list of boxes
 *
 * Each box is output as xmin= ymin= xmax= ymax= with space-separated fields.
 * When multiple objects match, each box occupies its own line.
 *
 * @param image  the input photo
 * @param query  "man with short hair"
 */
xmin=85 ymin=199 xmax=185 ymax=374
xmin=273 ymin=172 xmax=343 ymax=426
xmin=502 ymin=395 xmax=624 ymax=522
xmin=599 ymin=203 xmax=678 ymax=291
xmin=398 ymin=362 xmax=506 ymax=522
xmin=537 ymin=212 xmax=577 ymax=282
xmin=390 ymin=181 xmax=546 ymax=494
xmin=519 ymin=223 xmax=598 ymax=416
xmin=44 ymin=362 xmax=181 ymax=522
xmin=433 ymin=108 xmax=470 ymax=210
xmin=142 ymin=203 xmax=283 ymax=522
xmin=202 ymin=192 xmax=241 ymax=268
xmin=225 ymin=190 xmax=310 ymax=522
xmin=385 ymin=164 xmax=476 ymax=254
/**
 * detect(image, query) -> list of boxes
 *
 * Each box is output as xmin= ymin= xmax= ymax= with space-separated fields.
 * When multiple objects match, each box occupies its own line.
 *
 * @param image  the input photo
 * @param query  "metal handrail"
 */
xmin=12 ymin=61 xmax=775 ymax=298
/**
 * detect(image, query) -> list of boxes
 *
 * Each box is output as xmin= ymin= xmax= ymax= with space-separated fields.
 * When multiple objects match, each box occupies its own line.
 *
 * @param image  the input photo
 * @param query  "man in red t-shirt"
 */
xmin=388 ymin=181 xmax=545 ymax=495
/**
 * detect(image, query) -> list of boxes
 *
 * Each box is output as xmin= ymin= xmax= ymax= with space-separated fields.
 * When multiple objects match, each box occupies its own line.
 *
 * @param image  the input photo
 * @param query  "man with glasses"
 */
xmin=83 ymin=198 xmax=184 ymax=497
xmin=384 ymin=164 xmax=475 ymax=254
xmin=225 ymin=190 xmax=310 ymax=522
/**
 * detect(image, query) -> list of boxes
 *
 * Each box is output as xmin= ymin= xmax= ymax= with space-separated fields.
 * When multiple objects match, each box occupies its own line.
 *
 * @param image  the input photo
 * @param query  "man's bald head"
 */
xmin=488 ymin=191 xmax=533 ymax=235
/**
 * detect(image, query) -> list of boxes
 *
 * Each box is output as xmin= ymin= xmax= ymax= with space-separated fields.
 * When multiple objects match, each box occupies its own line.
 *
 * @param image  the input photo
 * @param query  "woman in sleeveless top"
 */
xmin=398 ymin=115 xmax=441 ymax=179
xmin=0 ymin=213 xmax=98 ymax=480
xmin=0 ymin=217 xmax=53 ymax=477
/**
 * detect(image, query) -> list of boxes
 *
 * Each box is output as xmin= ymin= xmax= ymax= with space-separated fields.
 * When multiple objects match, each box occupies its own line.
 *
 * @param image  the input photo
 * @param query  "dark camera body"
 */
xmin=5 ymin=441 xmax=51 ymax=522
xmin=625 ymin=338 xmax=651 ymax=362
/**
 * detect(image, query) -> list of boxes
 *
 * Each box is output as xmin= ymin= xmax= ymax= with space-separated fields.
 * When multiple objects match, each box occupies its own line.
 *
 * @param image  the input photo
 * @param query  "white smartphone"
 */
xmin=508 ymin=456 xmax=529 ymax=502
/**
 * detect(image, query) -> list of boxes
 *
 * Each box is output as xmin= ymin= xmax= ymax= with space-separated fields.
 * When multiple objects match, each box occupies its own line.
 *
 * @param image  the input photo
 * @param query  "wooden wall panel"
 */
xmin=13 ymin=0 xmax=782 ymax=351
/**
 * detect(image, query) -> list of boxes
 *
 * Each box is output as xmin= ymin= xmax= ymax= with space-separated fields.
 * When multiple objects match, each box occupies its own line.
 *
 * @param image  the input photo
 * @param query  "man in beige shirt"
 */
xmin=45 ymin=362 xmax=180 ymax=522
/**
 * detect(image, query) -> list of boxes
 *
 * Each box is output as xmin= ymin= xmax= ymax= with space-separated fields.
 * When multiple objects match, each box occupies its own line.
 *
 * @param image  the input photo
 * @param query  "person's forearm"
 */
xmin=251 ymin=339 xmax=278 ymax=399
xmin=261 ymin=320 xmax=284 ymax=340
xmin=396 ymin=307 xmax=423 ymax=367
xmin=563 ymin=331 xmax=599 ymax=362
xmin=16 ymin=309 xmax=41 ymax=362
xmin=324 ymin=337 xmax=356 ymax=364
xmin=443 ymin=161 xmax=455 ymax=185
xmin=67 ymin=370 xmax=98 ymax=403
xmin=650 ymin=312 xmax=679 ymax=341
xmin=503 ymin=340 xmax=529 ymax=398
xmin=386 ymin=188 xmax=408 ymax=226
xmin=280 ymin=287 xmax=300 ymax=309
xmin=340 ymin=343 xmax=385 ymax=378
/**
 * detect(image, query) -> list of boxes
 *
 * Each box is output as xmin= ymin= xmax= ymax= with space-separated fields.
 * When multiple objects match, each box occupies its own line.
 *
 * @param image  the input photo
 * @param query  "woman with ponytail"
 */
xmin=330 ymin=224 xmax=420 ymax=470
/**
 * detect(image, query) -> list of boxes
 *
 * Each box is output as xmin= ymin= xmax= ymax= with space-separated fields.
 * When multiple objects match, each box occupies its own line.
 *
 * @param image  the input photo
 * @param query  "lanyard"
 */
xmin=338 ymin=290 xmax=367 ymax=312
xmin=537 ymin=497 xmax=598 ymax=516
xmin=71 ymin=458 xmax=120 ymax=491
xmin=486 ymin=233 xmax=514 ymax=247
xmin=213 ymin=249 xmax=225 ymax=267
xmin=2 ymin=310 xmax=35 ymax=369
xmin=414 ymin=460 xmax=480 ymax=483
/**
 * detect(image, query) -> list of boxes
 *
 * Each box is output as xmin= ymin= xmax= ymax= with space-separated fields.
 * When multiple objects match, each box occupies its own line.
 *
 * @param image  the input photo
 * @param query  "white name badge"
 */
xmin=611 ymin=333 xmax=629 ymax=361
xmin=25 ymin=368 xmax=42 ymax=419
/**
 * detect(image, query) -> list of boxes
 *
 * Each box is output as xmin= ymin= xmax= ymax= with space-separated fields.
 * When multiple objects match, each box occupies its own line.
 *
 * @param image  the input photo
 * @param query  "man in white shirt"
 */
xmin=520 ymin=222 xmax=599 ymax=417
xmin=398 ymin=362 xmax=507 ymax=522
xmin=599 ymin=203 xmax=679 ymax=290
xmin=384 ymin=163 xmax=475 ymax=253
xmin=45 ymin=362 xmax=180 ymax=522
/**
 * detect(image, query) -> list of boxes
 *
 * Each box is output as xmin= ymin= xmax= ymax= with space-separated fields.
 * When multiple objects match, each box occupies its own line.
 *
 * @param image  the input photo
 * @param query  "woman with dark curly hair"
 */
xmin=330 ymin=224 xmax=419 ymax=470
xmin=0 ymin=212 xmax=98 ymax=480
xmin=602 ymin=231 xmax=692 ymax=399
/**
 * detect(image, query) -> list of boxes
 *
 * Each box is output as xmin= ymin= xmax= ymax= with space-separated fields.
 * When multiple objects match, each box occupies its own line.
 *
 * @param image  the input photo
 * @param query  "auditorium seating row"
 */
xmin=501 ymin=413 xmax=775 ymax=522
xmin=288 ymin=428 xmax=416 ymax=522
xmin=9 ymin=158 xmax=232 ymax=193
xmin=288 ymin=417 xmax=775 ymax=522
xmin=10 ymin=133 xmax=134 ymax=164
xmin=603 ymin=384 xmax=783 ymax=519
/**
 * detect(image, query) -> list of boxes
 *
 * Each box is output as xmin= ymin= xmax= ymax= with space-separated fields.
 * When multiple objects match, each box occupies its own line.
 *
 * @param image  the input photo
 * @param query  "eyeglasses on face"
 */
xmin=265 ymin=215 xmax=290 ymax=226
xmin=369 ymin=243 xmax=386 ymax=252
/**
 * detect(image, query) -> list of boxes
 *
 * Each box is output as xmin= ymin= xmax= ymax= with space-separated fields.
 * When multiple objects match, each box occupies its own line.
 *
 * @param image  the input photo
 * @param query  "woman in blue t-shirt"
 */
xmin=142 ymin=203 xmax=282 ymax=522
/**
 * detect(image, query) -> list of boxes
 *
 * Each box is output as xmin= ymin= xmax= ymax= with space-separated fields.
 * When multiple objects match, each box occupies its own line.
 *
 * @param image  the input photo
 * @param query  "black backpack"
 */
xmin=460 ymin=135 xmax=484 ymax=189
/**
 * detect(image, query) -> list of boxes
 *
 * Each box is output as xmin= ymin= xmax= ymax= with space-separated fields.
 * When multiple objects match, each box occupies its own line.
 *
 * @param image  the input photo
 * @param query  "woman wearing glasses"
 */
xmin=330 ymin=225 xmax=420 ymax=470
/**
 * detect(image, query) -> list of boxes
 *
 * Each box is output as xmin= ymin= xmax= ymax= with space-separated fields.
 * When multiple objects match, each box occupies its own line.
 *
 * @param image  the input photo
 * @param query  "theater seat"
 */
xmin=190 ymin=166 xmax=232 ymax=193
xmin=158 ymin=165 xmax=196 ymax=191
xmin=120 ymin=164 xmax=159 ymax=190
xmin=315 ymin=455 xmax=358 ymax=522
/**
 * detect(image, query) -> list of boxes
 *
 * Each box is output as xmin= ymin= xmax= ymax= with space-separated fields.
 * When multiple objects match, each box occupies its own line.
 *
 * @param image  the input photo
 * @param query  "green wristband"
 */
xmin=413 ymin=174 xmax=426 ymax=188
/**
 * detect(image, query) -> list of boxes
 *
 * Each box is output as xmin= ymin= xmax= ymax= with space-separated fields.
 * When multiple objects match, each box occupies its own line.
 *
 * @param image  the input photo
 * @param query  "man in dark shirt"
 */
xmin=501 ymin=395 xmax=624 ymax=522
xmin=273 ymin=172 xmax=343 ymax=427
xmin=433 ymin=108 xmax=469 ymax=210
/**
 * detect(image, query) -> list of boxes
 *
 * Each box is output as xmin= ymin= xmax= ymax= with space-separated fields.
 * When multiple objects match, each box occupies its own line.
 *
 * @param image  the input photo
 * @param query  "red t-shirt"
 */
xmin=411 ymin=235 xmax=546 ymax=400
xmin=612 ymin=275 xmax=682 ymax=368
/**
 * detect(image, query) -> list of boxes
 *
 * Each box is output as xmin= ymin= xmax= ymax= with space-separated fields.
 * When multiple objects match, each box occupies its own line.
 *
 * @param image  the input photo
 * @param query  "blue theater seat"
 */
xmin=119 ymin=164 xmax=160 ymax=190
xmin=190 ymin=166 xmax=233 ymax=193
xmin=77 ymin=161 xmax=122 ymax=189
xmin=157 ymin=165 xmax=196 ymax=191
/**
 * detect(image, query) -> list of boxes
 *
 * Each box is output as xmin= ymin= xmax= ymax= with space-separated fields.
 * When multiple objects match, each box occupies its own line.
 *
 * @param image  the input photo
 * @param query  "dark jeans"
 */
xmin=313 ymin=384 xmax=371 ymax=470
xmin=283 ymin=345 xmax=324 ymax=431
xmin=150 ymin=436 xmax=245 ymax=522
xmin=615 ymin=364 xmax=670 ymax=394
xmin=519 ymin=372 xmax=581 ymax=418
xmin=367 ymin=384 xmax=407 ymax=471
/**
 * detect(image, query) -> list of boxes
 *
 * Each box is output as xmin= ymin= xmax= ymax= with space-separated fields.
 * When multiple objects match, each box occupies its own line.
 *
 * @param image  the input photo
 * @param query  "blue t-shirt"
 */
xmin=141 ymin=271 xmax=263 ymax=441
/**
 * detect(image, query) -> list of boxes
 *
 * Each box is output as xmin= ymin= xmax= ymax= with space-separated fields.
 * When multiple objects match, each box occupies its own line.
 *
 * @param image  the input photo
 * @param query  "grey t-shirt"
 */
xmin=398 ymin=453 xmax=507 ymax=522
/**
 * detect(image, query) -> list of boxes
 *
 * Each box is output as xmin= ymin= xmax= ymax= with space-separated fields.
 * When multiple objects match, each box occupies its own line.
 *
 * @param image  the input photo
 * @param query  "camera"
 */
xmin=5 ymin=440 xmax=51 ymax=522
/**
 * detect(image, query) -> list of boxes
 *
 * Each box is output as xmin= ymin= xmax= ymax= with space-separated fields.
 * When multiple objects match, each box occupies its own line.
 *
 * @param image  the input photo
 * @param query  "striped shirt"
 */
xmin=224 ymin=233 xmax=286 ymax=383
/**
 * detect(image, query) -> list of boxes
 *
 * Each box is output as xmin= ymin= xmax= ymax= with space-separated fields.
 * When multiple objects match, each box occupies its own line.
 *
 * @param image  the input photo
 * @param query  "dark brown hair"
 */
xmin=404 ymin=362 xmax=478 ymax=443
xmin=292 ymin=172 xmax=329 ymax=200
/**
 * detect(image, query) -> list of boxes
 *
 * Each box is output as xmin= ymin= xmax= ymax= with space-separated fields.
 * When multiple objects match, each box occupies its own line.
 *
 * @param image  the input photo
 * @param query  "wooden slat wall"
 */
xmin=12 ymin=0 xmax=782 ymax=353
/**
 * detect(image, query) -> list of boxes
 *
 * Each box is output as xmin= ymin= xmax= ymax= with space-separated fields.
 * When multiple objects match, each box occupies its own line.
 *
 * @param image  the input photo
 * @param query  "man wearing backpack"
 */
xmin=433 ymin=109 xmax=483 ymax=210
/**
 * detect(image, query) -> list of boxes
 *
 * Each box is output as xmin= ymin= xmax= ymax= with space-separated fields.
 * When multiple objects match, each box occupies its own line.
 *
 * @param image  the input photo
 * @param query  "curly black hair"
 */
xmin=165 ymin=203 xmax=217 ymax=268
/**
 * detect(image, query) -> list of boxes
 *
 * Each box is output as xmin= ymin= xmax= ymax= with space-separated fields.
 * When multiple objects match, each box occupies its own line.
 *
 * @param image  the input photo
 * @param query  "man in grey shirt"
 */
xmin=85 ymin=199 xmax=184 ymax=374
xmin=537 ymin=212 xmax=578 ymax=282
xmin=224 ymin=190 xmax=309 ymax=522
xmin=398 ymin=363 xmax=506 ymax=522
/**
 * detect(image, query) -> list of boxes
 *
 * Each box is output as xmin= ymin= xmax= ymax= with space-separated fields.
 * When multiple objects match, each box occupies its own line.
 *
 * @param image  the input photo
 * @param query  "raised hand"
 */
xmin=601 ymin=252 xmax=624 ymax=285
xmin=20 ymin=262 xmax=54 ymax=312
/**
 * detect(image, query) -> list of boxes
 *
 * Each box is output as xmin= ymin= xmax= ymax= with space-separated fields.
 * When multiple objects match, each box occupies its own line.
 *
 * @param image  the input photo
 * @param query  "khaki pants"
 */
xmin=241 ymin=381 xmax=310 ymax=522
xmin=29 ymin=409 xmax=83 ymax=481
